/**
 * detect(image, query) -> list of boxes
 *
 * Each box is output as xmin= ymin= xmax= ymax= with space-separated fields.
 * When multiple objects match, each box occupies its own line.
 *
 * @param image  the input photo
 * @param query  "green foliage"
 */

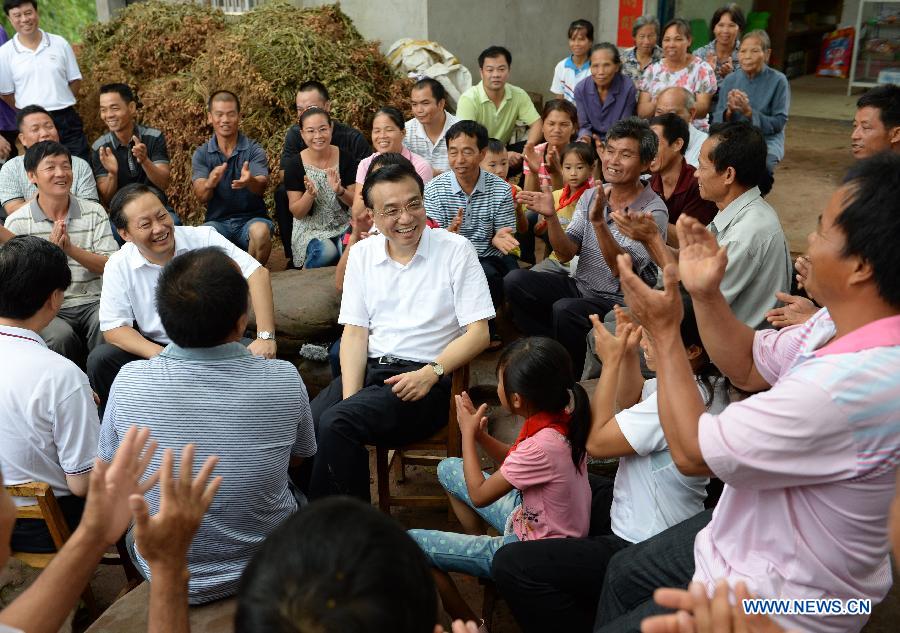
xmin=0 ymin=0 xmax=96 ymax=43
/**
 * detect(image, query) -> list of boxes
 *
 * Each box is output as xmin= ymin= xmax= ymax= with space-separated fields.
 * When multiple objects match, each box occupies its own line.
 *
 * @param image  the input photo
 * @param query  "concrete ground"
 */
xmin=14 ymin=75 xmax=894 ymax=633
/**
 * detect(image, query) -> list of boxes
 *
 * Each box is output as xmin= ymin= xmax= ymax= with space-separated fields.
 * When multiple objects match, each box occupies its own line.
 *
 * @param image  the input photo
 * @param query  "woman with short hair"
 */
xmin=620 ymin=15 xmax=663 ymax=87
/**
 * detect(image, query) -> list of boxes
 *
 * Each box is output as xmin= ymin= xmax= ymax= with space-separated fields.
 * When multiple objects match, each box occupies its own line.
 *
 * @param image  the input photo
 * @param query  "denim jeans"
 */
xmin=305 ymin=235 xmax=343 ymax=269
xmin=408 ymin=457 xmax=520 ymax=578
xmin=203 ymin=216 xmax=273 ymax=251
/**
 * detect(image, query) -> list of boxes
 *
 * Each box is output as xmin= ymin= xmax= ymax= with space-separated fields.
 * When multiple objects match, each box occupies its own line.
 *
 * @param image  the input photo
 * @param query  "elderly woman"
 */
xmin=693 ymin=4 xmax=745 ymax=87
xmin=574 ymin=43 xmax=637 ymax=147
xmin=637 ymin=18 xmax=717 ymax=131
xmin=620 ymin=15 xmax=663 ymax=87
xmin=522 ymin=99 xmax=580 ymax=192
xmin=284 ymin=107 xmax=358 ymax=269
xmin=713 ymin=30 xmax=789 ymax=173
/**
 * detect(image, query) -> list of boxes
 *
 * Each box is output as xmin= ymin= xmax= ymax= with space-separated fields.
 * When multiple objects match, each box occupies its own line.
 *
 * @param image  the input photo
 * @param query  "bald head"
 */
xmin=655 ymin=87 xmax=696 ymax=124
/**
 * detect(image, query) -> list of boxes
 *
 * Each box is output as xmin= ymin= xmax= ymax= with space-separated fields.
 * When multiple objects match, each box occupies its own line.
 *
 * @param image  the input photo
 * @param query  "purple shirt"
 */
xmin=0 ymin=29 xmax=16 ymax=131
xmin=695 ymin=309 xmax=900 ymax=633
xmin=574 ymin=72 xmax=637 ymax=141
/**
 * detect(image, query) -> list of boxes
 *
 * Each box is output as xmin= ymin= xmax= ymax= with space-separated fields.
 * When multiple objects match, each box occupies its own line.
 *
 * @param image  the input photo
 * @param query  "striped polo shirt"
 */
xmin=5 ymin=196 xmax=118 ymax=308
xmin=567 ymin=184 xmax=668 ymax=300
xmin=403 ymin=111 xmax=458 ymax=172
xmin=424 ymin=168 xmax=516 ymax=258
xmin=98 ymin=342 xmax=316 ymax=604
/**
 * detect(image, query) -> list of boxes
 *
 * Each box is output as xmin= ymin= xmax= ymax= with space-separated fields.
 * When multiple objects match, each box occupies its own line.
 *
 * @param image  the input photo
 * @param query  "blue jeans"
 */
xmin=408 ymin=457 xmax=520 ymax=578
xmin=203 ymin=216 xmax=273 ymax=251
xmin=305 ymin=235 xmax=342 ymax=269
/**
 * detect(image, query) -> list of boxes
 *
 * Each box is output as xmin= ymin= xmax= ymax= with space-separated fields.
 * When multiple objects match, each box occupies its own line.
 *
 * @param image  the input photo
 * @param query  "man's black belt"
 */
xmin=372 ymin=355 xmax=423 ymax=367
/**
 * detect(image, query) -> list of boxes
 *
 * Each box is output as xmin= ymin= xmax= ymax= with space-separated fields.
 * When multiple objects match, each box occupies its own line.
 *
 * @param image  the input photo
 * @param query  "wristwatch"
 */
xmin=257 ymin=331 xmax=276 ymax=342
xmin=428 ymin=361 xmax=444 ymax=377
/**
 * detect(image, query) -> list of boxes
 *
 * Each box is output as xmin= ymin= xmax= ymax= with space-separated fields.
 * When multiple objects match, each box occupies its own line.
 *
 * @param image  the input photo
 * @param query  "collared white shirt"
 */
xmin=0 ymin=30 xmax=81 ymax=110
xmin=403 ymin=111 xmax=458 ymax=172
xmin=99 ymin=226 xmax=261 ymax=344
xmin=339 ymin=227 xmax=494 ymax=363
xmin=686 ymin=125 xmax=707 ymax=168
xmin=0 ymin=325 xmax=99 ymax=504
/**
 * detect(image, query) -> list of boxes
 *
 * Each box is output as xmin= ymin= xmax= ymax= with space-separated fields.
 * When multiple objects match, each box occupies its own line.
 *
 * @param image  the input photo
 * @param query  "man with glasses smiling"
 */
xmin=306 ymin=162 xmax=493 ymax=501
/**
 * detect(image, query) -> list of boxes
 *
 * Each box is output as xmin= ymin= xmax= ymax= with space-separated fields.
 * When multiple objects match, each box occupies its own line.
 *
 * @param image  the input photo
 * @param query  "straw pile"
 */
xmin=76 ymin=1 xmax=412 ymax=225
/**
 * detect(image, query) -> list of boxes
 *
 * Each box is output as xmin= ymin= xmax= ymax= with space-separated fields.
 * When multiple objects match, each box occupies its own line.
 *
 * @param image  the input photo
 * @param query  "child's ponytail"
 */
xmin=567 ymin=382 xmax=591 ymax=472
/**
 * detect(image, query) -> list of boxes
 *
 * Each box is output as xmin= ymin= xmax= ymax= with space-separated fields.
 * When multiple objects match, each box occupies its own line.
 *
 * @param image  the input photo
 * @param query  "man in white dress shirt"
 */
xmin=86 ymin=183 xmax=278 ymax=404
xmin=307 ymin=163 xmax=493 ymax=500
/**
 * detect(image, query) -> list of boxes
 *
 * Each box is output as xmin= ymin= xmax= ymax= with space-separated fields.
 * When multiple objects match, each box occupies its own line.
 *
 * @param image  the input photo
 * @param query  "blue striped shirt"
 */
xmin=424 ymin=169 xmax=516 ymax=258
xmin=98 ymin=342 xmax=315 ymax=604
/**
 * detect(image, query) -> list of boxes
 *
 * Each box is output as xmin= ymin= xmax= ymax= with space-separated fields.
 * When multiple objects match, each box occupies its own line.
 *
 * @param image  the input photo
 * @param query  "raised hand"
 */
xmin=231 ymin=161 xmax=253 ymax=190
xmin=131 ymin=135 xmax=148 ymax=165
xmin=523 ymin=142 xmax=541 ymax=174
xmin=49 ymin=220 xmax=69 ymax=252
xmin=765 ymin=292 xmax=818 ymax=329
xmin=303 ymin=175 xmax=319 ymax=199
xmin=545 ymin=144 xmax=561 ymax=175
xmin=588 ymin=184 xmax=609 ymax=224
xmin=618 ymin=255 xmax=683 ymax=338
xmin=517 ymin=183 xmax=556 ymax=218
xmin=590 ymin=313 xmax=641 ymax=365
xmin=98 ymin=146 xmax=119 ymax=175
xmin=611 ymin=208 xmax=659 ymax=243
xmin=325 ymin=167 xmax=342 ymax=193
xmin=130 ymin=444 xmax=221 ymax=572
xmin=720 ymin=57 xmax=734 ymax=77
xmin=794 ymin=255 xmax=811 ymax=290
xmin=79 ymin=426 xmax=159 ymax=546
xmin=455 ymin=391 xmax=489 ymax=438
xmin=206 ymin=163 xmax=227 ymax=188
xmin=448 ymin=207 xmax=464 ymax=233
xmin=675 ymin=215 xmax=728 ymax=300
xmin=491 ymin=226 xmax=519 ymax=255
xmin=612 ymin=305 xmax=641 ymax=353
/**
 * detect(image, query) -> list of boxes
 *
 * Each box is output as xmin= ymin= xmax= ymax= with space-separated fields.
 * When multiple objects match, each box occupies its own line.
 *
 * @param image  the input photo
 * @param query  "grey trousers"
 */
xmin=40 ymin=301 xmax=102 ymax=364
xmin=582 ymin=307 xmax=654 ymax=381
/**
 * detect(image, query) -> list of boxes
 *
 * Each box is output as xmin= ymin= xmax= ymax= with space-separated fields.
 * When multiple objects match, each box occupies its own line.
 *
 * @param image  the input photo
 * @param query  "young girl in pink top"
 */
xmin=409 ymin=337 xmax=592 ymax=630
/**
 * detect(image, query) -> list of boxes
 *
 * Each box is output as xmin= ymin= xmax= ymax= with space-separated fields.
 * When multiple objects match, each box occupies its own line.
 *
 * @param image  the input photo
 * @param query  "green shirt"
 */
xmin=456 ymin=81 xmax=540 ymax=144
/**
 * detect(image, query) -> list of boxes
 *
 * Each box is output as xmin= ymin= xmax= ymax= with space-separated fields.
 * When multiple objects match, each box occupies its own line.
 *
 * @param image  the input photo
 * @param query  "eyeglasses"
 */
xmin=373 ymin=198 xmax=425 ymax=219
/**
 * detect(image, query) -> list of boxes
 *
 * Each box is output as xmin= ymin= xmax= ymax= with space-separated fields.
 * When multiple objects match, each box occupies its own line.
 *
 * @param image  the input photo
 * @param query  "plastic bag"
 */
xmin=386 ymin=38 xmax=473 ymax=110
xmin=816 ymin=27 xmax=855 ymax=78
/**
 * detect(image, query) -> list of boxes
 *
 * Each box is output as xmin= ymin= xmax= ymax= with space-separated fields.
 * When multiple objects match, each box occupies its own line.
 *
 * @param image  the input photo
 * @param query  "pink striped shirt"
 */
xmin=695 ymin=309 xmax=900 ymax=633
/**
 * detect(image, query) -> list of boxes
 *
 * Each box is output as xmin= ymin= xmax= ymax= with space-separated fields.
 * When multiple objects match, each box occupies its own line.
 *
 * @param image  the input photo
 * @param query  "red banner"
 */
xmin=617 ymin=0 xmax=644 ymax=47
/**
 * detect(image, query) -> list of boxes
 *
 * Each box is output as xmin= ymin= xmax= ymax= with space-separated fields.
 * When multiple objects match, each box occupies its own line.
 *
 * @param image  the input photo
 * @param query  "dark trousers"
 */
xmin=594 ymin=508 xmax=713 ymax=632
xmin=1 ymin=128 xmax=18 ymax=160
xmin=480 ymin=254 xmax=518 ymax=336
xmin=491 ymin=475 xmax=626 ymax=633
xmin=49 ymin=106 xmax=90 ymax=163
xmin=12 ymin=494 xmax=85 ymax=553
xmin=86 ymin=343 xmax=143 ymax=405
xmin=307 ymin=359 xmax=452 ymax=501
xmin=504 ymin=268 xmax=619 ymax=376
xmin=274 ymin=183 xmax=293 ymax=262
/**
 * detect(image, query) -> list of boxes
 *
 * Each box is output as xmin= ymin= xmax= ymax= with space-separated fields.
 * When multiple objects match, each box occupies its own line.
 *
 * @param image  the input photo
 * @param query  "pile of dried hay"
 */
xmin=76 ymin=1 xmax=412 ymax=226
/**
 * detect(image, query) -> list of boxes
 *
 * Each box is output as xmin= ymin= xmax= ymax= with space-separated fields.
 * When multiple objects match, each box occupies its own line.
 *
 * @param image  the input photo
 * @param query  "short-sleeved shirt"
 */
xmin=403 ymin=111 xmax=459 ymax=172
xmin=99 ymin=226 xmax=260 ymax=344
xmin=685 ymin=126 xmax=707 ymax=168
xmin=5 ymin=196 xmax=117 ymax=308
xmin=693 ymin=40 xmax=740 ymax=87
xmin=708 ymin=186 xmax=791 ymax=329
xmin=620 ymin=45 xmax=663 ymax=87
xmin=550 ymin=55 xmax=592 ymax=103
xmin=355 ymin=146 xmax=433 ymax=186
xmin=649 ymin=159 xmax=718 ymax=226
xmin=424 ymin=169 xmax=516 ymax=258
xmin=191 ymin=133 xmax=268 ymax=223
xmin=574 ymin=72 xmax=638 ymax=141
xmin=0 ymin=31 xmax=81 ymax=110
xmin=639 ymin=59 xmax=717 ymax=131
xmin=99 ymin=342 xmax=316 ymax=603
xmin=694 ymin=309 xmax=900 ymax=633
xmin=0 ymin=325 xmax=98 ymax=504
xmin=0 ymin=155 xmax=98 ymax=207
xmin=456 ymin=82 xmax=541 ymax=145
xmin=0 ymin=28 xmax=16 ymax=131
xmin=91 ymin=125 xmax=170 ymax=203
xmin=712 ymin=66 xmax=790 ymax=164
xmin=500 ymin=427 xmax=591 ymax=541
xmin=567 ymin=184 xmax=668 ymax=300
xmin=339 ymin=227 xmax=495 ymax=363
xmin=611 ymin=378 xmax=727 ymax=544
xmin=280 ymin=120 xmax=370 ymax=172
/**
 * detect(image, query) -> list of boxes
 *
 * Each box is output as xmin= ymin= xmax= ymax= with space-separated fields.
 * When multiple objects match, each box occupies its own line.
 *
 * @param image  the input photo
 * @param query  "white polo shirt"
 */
xmin=0 ymin=30 xmax=81 ymax=110
xmin=99 ymin=226 xmax=261 ymax=344
xmin=339 ymin=227 xmax=494 ymax=363
xmin=0 ymin=326 xmax=99 ymax=504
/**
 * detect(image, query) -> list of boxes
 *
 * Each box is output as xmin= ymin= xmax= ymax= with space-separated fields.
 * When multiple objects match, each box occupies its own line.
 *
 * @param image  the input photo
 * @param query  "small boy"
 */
xmin=482 ymin=139 xmax=527 ymax=249
xmin=550 ymin=19 xmax=594 ymax=104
